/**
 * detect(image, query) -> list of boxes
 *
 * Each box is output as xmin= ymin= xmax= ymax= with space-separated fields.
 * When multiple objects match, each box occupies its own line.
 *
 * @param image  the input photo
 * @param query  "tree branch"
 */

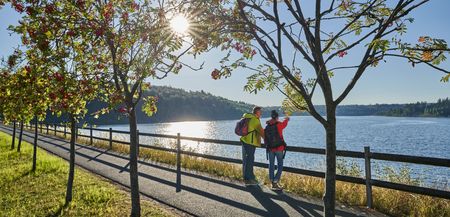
xmin=322 ymin=0 xmax=380 ymax=54
xmin=383 ymin=53 xmax=449 ymax=73
xmin=334 ymin=0 xmax=409 ymax=105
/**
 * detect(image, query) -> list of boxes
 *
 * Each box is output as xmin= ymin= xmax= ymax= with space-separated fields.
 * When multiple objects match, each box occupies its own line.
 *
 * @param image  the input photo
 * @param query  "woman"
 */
xmin=265 ymin=110 xmax=289 ymax=190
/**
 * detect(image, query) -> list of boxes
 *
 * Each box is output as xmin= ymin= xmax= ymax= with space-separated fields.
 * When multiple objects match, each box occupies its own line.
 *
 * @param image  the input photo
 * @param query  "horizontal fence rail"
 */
xmin=2 ymin=122 xmax=449 ymax=206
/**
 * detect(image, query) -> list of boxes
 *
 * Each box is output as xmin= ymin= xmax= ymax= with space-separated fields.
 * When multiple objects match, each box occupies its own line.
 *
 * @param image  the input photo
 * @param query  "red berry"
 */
xmin=13 ymin=2 xmax=25 ymax=13
xmin=25 ymin=66 xmax=31 ymax=73
xmin=338 ymin=51 xmax=348 ymax=58
xmin=211 ymin=69 xmax=220 ymax=80
xmin=121 ymin=12 xmax=128 ymax=21
xmin=131 ymin=2 xmax=139 ymax=11
xmin=76 ymin=0 xmax=85 ymax=9
xmin=118 ymin=107 xmax=127 ymax=113
xmin=67 ymin=30 xmax=76 ymax=37
xmin=49 ymin=93 xmax=56 ymax=100
xmin=95 ymin=28 xmax=104 ymax=37
xmin=54 ymin=72 xmax=64 ymax=82
xmin=45 ymin=4 xmax=56 ymax=13
xmin=25 ymin=6 xmax=34 ymax=16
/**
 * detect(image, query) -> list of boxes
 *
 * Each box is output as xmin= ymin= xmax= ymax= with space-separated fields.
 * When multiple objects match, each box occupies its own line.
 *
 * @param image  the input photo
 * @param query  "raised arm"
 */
xmin=278 ymin=117 xmax=289 ymax=130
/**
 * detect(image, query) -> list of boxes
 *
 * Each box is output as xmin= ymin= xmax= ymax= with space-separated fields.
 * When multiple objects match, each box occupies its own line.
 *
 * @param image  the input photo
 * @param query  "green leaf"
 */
xmin=441 ymin=74 xmax=450 ymax=83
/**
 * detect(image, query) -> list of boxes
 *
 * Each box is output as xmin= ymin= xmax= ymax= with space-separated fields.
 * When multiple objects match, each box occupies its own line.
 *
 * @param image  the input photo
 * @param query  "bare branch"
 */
xmin=237 ymin=0 xmax=327 ymax=126
xmin=273 ymin=0 xmax=283 ymax=65
xmin=320 ymin=0 xmax=337 ymax=17
xmin=241 ymin=1 xmax=316 ymax=66
xmin=322 ymin=0 xmax=380 ymax=54
xmin=334 ymin=0 xmax=410 ymax=105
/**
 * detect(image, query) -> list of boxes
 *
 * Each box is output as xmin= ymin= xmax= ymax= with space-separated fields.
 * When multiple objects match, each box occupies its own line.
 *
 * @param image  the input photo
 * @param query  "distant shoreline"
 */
xmin=95 ymin=114 xmax=449 ymax=126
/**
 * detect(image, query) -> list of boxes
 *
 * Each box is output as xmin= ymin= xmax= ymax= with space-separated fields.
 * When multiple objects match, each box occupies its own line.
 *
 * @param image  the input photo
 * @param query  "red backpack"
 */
xmin=235 ymin=118 xmax=251 ymax=136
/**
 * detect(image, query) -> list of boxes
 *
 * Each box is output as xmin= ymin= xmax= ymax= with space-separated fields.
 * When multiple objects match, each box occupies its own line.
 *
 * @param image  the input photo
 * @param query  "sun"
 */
xmin=170 ymin=14 xmax=190 ymax=35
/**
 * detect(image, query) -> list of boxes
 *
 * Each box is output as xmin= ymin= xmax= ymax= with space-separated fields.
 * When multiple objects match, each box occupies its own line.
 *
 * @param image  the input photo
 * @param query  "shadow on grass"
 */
xmin=47 ymin=202 xmax=69 ymax=217
xmin=11 ymin=168 xmax=37 ymax=183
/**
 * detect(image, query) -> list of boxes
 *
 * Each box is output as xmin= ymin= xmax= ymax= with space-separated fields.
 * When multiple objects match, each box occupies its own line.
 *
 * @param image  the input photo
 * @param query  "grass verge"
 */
xmin=18 ymin=125 xmax=450 ymax=217
xmin=0 ymin=131 xmax=176 ymax=217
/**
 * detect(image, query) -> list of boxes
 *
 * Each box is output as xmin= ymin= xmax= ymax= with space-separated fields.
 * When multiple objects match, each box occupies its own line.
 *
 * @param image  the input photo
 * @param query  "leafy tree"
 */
xmin=9 ymin=0 xmax=106 ymax=205
xmin=8 ymin=1 xmax=214 ymax=215
xmin=1 ymin=50 xmax=51 ymax=171
xmin=82 ymin=1 xmax=209 ymax=215
xmin=0 ymin=67 xmax=18 ymax=149
xmin=207 ymin=0 xmax=449 ymax=215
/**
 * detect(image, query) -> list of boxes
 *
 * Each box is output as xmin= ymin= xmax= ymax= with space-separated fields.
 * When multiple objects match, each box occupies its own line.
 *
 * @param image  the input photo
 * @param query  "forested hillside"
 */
xmin=378 ymin=98 xmax=450 ymax=117
xmin=46 ymin=86 xmax=256 ymax=125
xmin=39 ymin=87 xmax=450 ymax=125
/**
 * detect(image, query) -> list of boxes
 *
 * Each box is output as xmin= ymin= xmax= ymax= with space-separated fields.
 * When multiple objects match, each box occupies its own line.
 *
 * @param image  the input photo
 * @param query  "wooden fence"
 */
xmin=13 ymin=122 xmax=450 ymax=208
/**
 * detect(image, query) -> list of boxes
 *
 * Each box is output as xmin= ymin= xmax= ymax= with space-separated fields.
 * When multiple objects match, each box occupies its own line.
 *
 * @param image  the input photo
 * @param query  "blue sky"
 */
xmin=1 ymin=1 xmax=449 ymax=106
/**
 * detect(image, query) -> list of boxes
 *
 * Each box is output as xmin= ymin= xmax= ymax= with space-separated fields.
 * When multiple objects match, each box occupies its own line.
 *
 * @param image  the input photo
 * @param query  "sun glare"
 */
xmin=170 ymin=14 xmax=190 ymax=35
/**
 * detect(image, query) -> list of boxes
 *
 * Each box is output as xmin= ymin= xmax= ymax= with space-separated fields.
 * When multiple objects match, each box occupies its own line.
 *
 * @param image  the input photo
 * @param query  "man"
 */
xmin=240 ymin=106 xmax=265 ymax=186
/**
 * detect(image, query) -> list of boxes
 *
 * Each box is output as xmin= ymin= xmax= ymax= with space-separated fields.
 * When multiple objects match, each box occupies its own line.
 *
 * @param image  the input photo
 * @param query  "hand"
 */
xmin=284 ymin=116 xmax=290 ymax=121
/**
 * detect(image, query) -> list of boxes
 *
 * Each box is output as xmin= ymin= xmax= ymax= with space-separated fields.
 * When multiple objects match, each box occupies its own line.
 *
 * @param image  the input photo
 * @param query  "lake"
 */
xmin=83 ymin=116 xmax=449 ymax=189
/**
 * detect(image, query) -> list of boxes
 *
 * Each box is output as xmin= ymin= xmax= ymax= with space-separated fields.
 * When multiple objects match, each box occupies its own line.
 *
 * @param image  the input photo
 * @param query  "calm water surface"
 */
xmin=81 ymin=116 xmax=449 ymax=188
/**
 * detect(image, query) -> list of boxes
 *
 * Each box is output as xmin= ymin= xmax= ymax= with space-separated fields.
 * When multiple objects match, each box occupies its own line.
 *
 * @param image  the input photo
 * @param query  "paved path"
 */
xmin=0 ymin=126 xmax=383 ymax=217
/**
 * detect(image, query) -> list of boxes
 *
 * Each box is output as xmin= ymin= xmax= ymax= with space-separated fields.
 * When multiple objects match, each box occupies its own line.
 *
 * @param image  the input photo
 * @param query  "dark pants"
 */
xmin=242 ymin=142 xmax=256 ymax=181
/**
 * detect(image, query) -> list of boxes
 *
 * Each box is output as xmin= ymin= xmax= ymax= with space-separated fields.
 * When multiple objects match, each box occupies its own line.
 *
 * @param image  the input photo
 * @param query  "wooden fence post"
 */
xmin=109 ymin=128 xmax=113 ymax=149
xmin=54 ymin=125 xmax=57 ymax=136
xmin=90 ymin=126 xmax=93 ymax=145
xmin=46 ymin=123 xmax=49 ymax=134
xmin=11 ymin=121 xmax=16 ymax=149
xmin=137 ymin=130 xmax=140 ymax=156
xmin=64 ymin=125 xmax=67 ymax=138
xmin=40 ymin=123 xmax=43 ymax=133
xmin=176 ymin=133 xmax=181 ymax=192
xmin=364 ymin=146 xmax=373 ymax=209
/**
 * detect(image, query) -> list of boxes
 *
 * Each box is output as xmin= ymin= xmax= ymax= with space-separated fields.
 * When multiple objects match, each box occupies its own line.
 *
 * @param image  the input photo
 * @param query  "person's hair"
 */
xmin=252 ymin=106 xmax=262 ymax=114
xmin=271 ymin=110 xmax=279 ymax=119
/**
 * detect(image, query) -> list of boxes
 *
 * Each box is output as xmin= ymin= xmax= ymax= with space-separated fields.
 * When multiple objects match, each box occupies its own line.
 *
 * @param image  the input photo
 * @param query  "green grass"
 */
xmin=19 ymin=125 xmax=450 ymax=217
xmin=0 ymin=131 xmax=176 ymax=217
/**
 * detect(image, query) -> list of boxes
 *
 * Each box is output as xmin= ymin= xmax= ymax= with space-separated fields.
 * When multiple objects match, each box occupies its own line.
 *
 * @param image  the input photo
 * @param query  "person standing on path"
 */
xmin=264 ymin=110 xmax=289 ymax=191
xmin=237 ymin=106 xmax=265 ymax=186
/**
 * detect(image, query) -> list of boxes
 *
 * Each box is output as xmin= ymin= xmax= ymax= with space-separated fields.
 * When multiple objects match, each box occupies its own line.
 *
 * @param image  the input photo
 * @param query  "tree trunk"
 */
xmin=65 ymin=115 xmax=76 ymax=205
xmin=32 ymin=116 xmax=38 ymax=172
xmin=17 ymin=121 xmax=24 ymax=152
xmin=323 ymin=109 xmax=337 ymax=217
xmin=128 ymin=106 xmax=141 ymax=217
xmin=11 ymin=121 xmax=16 ymax=150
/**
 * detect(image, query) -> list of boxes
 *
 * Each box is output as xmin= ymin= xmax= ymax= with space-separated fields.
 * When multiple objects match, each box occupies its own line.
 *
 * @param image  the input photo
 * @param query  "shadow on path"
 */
xmin=0 ymin=126 xmax=364 ymax=217
xmin=247 ymin=185 xmax=290 ymax=217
